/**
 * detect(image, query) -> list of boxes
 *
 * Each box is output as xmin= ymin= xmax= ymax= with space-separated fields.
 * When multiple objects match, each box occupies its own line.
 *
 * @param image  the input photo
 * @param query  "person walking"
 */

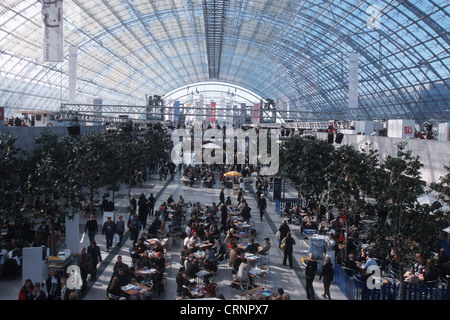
xmin=257 ymin=194 xmax=267 ymax=221
xmin=129 ymin=213 xmax=142 ymax=245
xmin=281 ymin=232 xmax=296 ymax=269
xmin=102 ymin=216 xmax=116 ymax=252
xmin=115 ymin=215 xmax=125 ymax=245
xmin=83 ymin=214 xmax=98 ymax=243
xmin=218 ymin=188 xmax=225 ymax=206
xmin=138 ymin=194 xmax=149 ymax=230
xmin=319 ymin=256 xmax=334 ymax=300
xmin=277 ymin=219 xmax=290 ymax=248
xmin=305 ymin=253 xmax=318 ymax=300
xmin=77 ymin=247 xmax=93 ymax=297
xmin=87 ymin=241 xmax=102 ymax=281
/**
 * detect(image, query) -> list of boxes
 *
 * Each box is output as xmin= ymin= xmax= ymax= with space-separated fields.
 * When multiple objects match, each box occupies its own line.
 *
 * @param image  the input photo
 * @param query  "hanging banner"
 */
xmin=42 ymin=0 xmax=64 ymax=62
xmin=174 ymin=101 xmax=180 ymax=123
xmin=210 ymin=102 xmax=216 ymax=123
xmin=348 ymin=52 xmax=359 ymax=110
xmin=253 ymin=103 xmax=260 ymax=124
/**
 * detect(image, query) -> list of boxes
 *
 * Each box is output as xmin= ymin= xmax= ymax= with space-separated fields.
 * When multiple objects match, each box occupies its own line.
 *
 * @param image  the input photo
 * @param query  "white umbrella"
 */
xmin=443 ymin=226 xmax=450 ymax=234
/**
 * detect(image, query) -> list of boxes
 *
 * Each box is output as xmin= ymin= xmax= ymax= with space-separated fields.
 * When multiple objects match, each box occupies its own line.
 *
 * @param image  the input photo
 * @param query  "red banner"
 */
xmin=253 ymin=103 xmax=260 ymax=124
xmin=210 ymin=102 xmax=216 ymax=123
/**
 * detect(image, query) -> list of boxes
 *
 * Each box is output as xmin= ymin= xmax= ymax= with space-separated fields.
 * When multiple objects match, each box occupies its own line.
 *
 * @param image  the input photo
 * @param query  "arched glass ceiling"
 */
xmin=0 ymin=0 xmax=449 ymax=124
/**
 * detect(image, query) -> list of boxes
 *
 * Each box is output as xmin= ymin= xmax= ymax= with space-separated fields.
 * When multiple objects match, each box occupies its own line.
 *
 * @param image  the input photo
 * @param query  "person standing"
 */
xmin=102 ymin=216 xmax=116 ymax=252
xmin=148 ymin=193 xmax=156 ymax=217
xmin=220 ymin=203 xmax=228 ymax=234
xmin=218 ymin=188 xmax=225 ymax=206
xmin=282 ymin=232 xmax=296 ymax=269
xmin=257 ymin=194 xmax=267 ymax=221
xmin=84 ymin=214 xmax=98 ymax=243
xmin=129 ymin=194 xmax=137 ymax=216
xmin=325 ymin=233 xmax=336 ymax=265
xmin=32 ymin=282 xmax=47 ymax=300
xmin=138 ymin=194 xmax=149 ymax=230
xmin=277 ymin=220 xmax=290 ymax=248
xmin=305 ymin=253 xmax=318 ymax=300
xmin=319 ymin=256 xmax=334 ymax=300
xmin=45 ymin=269 xmax=61 ymax=300
xmin=87 ymin=241 xmax=102 ymax=281
xmin=18 ymin=279 xmax=33 ymax=300
xmin=115 ymin=215 xmax=125 ymax=245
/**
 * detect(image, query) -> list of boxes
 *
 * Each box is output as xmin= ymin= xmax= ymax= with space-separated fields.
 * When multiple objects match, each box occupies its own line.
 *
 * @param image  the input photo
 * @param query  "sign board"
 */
xmin=103 ymin=211 xmax=115 ymax=226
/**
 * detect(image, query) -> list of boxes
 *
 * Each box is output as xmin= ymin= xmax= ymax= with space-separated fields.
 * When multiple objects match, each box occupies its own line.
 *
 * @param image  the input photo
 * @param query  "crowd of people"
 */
xmin=9 ymin=161 xmax=450 ymax=301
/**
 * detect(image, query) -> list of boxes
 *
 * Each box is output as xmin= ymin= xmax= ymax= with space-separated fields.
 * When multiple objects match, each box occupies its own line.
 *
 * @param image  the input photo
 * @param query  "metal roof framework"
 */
xmin=0 ymin=0 xmax=448 ymax=124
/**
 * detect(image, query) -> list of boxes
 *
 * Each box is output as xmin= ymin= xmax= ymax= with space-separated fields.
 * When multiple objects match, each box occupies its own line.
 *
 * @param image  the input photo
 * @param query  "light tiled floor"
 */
xmin=0 ymin=170 xmax=347 ymax=301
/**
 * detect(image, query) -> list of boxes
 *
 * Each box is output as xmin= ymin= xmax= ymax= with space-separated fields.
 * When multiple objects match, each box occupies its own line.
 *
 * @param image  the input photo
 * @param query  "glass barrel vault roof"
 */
xmin=0 ymin=0 xmax=449 ymax=123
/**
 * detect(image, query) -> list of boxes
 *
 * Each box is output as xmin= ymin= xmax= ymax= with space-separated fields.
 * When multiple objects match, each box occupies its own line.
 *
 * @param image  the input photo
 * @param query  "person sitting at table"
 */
xmin=138 ymin=251 xmax=152 ymax=269
xmin=147 ymin=220 xmax=159 ymax=239
xmin=139 ymin=289 xmax=152 ymax=300
xmin=115 ymin=268 xmax=129 ymax=287
xmin=166 ymin=195 xmax=174 ymax=207
xmin=130 ymin=238 xmax=147 ymax=265
xmin=405 ymin=267 xmax=422 ymax=284
xmin=107 ymin=276 xmax=129 ymax=300
xmin=186 ymin=257 xmax=200 ymax=278
xmin=343 ymin=254 xmax=359 ymax=276
xmin=271 ymin=288 xmax=290 ymax=300
xmin=205 ymin=222 xmax=220 ymax=242
xmin=176 ymin=267 xmax=188 ymax=296
xmin=356 ymin=248 xmax=368 ymax=263
xmin=152 ymin=251 xmax=166 ymax=272
xmin=152 ymin=240 xmax=164 ymax=253
xmin=240 ymin=202 xmax=252 ymax=223
xmin=162 ymin=233 xmax=173 ymax=251
xmin=180 ymin=245 xmax=190 ymax=267
xmin=236 ymin=258 xmax=252 ymax=287
xmin=225 ymin=228 xmax=239 ymax=244
xmin=214 ymin=239 xmax=227 ymax=263
xmin=232 ymin=251 xmax=245 ymax=275
xmin=149 ymin=266 xmax=165 ymax=296
xmin=423 ymin=262 xmax=440 ymax=285
xmin=186 ymin=232 xmax=200 ymax=252
xmin=203 ymin=259 xmax=218 ymax=278
xmin=257 ymin=238 xmax=271 ymax=255
xmin=204 ymin=246 xmax=216 ymax=262
xmin=203 ymin=278 xmax=217 ymax=298
xmin=245 ymin=238 xmax=259 ymax=254
xmin=228 ymin=243 xmax=239 ymax=269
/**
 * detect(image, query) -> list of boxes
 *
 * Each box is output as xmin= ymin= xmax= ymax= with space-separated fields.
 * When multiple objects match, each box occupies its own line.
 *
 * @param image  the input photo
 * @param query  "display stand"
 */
xmin=22 ymin=246 xmax=49 ymax=284
xmin=65 ymin=213 xmax=80 ymax=253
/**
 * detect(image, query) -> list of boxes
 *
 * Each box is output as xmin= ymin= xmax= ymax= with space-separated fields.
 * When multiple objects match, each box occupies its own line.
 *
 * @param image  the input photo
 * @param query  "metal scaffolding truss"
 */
xmin=0 ymin=0 xmax=448 ymax=124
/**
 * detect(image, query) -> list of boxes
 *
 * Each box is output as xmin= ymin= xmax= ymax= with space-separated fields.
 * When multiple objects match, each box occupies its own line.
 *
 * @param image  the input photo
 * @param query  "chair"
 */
xmin=231 ymin=276 xmax=249 ymax=299
xmin=257 ymin=252 xmax=270 ymax=266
